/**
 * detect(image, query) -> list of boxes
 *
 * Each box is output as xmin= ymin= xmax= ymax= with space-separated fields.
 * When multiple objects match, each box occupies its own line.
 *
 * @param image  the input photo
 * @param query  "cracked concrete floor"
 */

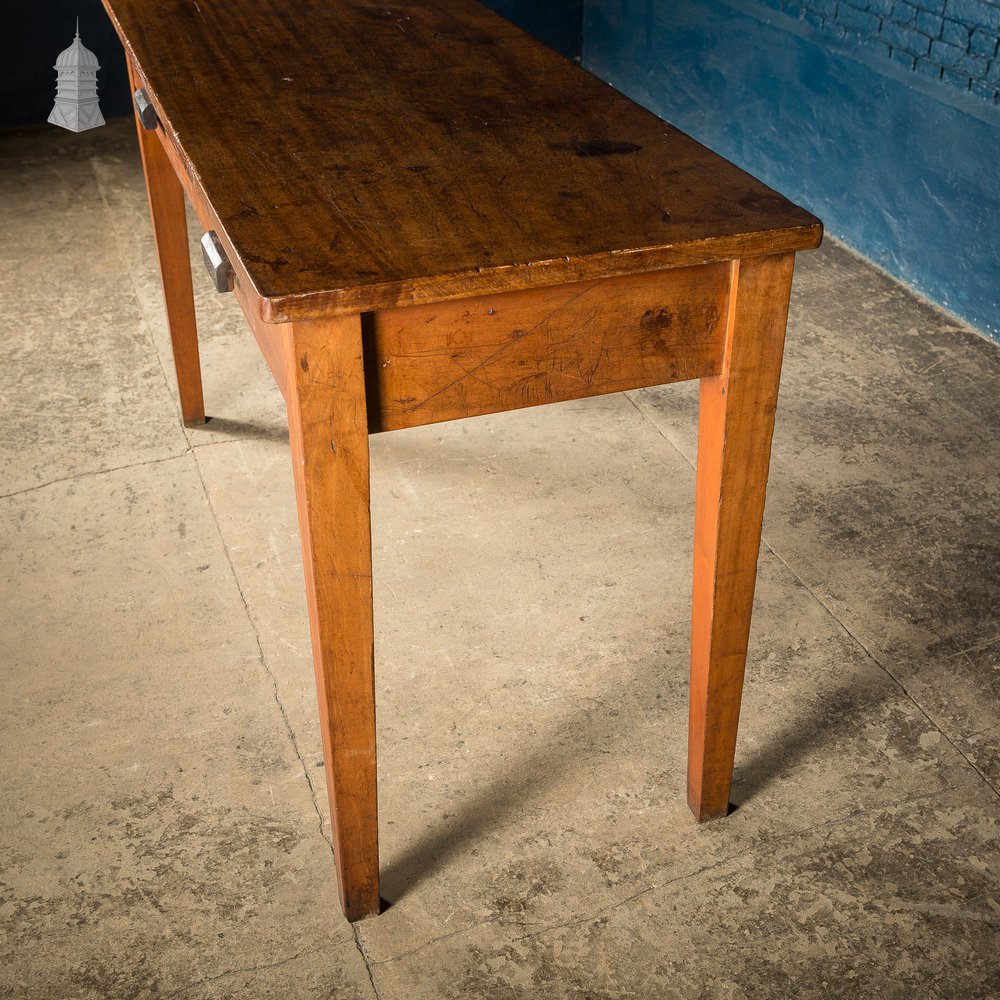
xmin=1 ymin=119 xmax=998 ymax=999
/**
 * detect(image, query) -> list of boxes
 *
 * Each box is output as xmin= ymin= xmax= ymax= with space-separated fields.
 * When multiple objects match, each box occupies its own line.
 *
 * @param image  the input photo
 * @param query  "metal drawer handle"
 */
xmin=133 ymin=88 xmax=158 ymax=130
xmin=201 ymin=231 xmax=235 ymax=293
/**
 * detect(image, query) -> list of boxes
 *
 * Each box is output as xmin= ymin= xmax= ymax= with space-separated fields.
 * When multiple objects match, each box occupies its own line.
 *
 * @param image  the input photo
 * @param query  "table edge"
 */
xmin=259 ymin=224 xmax=823 ymax=322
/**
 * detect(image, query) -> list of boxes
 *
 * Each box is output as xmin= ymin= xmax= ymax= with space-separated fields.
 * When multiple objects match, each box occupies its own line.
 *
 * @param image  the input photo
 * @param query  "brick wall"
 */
xmin=765 ymin=0 xmax=1000 ymax=102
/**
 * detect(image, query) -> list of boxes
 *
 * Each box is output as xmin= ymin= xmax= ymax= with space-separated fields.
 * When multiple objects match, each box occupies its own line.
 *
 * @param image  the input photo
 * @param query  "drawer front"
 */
xmin=366 ymin=262 xmax=731 ymax=432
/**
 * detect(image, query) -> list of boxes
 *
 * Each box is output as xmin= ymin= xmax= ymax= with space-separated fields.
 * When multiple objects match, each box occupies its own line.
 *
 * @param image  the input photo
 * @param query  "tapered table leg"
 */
xmin=282 ymin=314 xmax=380 ymax=922
xmin=127 ymin=60 xmax=206 ymax=426
xmin=688 ymin=254 xmax=796 ymax=821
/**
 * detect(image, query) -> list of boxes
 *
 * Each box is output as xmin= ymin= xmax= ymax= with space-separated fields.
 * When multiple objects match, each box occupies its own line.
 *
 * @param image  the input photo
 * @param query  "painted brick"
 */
xmin=957 ymin=50 xmax=990 ymax=72
xmin=931 ymin=35 xmax=969 ymax=61
xmin=892 ymin=0 xmax=918 ymax=22
xmin=941 ymin=17 xmax=972 ymax=43
xmin=749 ymin=0 xmax=998 ymax=102
xmin=941 ymin=65 xmax=973 ymax=86
xmin=945 ymin=0 xmax=1000 ymax=31
xmin=915 ymin=56 xmax=946 ymax=75
xmin=915 ymin=10 xmax=945 ymax=33
xmin=971 ymin=78 xmax=1000 ymax=97
xmin=881 ymin=19 xmax=933 ymax=49
xmin=969 ymin=27 xmax=1000 ymax=53
xmin=858 ymin=32 xmax=895 ymax=52
xmin=839 ymin=2 xmax=883 ymax=30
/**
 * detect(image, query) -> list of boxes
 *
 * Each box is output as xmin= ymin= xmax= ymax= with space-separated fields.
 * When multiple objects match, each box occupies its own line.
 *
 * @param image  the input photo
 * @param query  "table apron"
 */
xmin=363 ymin=263 xmax=729 ymax=432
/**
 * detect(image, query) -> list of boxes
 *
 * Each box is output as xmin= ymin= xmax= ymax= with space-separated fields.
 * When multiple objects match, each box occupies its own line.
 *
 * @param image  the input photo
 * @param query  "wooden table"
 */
xmin=102 ymin=0 xmax=822 ymax=922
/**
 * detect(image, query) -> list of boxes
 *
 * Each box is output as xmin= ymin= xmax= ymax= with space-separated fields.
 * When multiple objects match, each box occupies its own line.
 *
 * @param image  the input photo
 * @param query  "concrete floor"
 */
xmin=1 ymin=119 xmax=998 ymax=999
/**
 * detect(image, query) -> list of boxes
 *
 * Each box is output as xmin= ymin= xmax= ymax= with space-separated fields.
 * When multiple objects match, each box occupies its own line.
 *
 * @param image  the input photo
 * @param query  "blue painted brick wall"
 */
xmin=778 ymin=0 xmax=1000 ymax=101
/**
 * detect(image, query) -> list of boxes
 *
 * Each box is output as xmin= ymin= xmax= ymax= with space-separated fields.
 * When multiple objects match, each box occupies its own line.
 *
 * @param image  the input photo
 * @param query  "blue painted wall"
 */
xmin=583 ymin=0 xmax=1000 ymax=340
xmin=783 ymin=0 xmax=1000 ymax=103
xmin=484 ymin=0 xmax=583 ymax=58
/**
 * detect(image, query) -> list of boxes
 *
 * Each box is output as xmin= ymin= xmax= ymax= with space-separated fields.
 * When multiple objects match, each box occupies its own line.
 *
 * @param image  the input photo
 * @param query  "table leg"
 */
xmin=283 ymin=315 xmax=380 ymax=922
xmin=127 ymin=61 xmax=206 ymax=426
xmin=688 ymin=254 xmax=795 ymax=821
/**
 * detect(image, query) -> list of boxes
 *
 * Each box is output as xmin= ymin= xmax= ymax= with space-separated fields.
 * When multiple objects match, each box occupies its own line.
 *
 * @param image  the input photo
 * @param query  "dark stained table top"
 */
xmin=102 ymin=0 xmax=822 ymax=320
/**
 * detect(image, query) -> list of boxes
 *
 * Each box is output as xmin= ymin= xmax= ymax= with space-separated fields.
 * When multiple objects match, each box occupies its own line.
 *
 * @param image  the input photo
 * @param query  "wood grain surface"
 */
xmin=126 ymin=59 xmax=205 ymax=423
xmin=283 ymin=315 xmax=381 ymax=921
xmin=688 ymin=254 xmax=795 ymax=821
xmin=367 ymin=263 xmax=729 ymax=430
xmin=102 ymin=0 xmax=821 ymax=320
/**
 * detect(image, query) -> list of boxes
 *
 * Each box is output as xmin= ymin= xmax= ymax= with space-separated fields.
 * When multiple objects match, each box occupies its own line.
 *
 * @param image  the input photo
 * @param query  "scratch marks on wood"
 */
xmin=549 ymin=139 xmax=644 ymax=157
xmin=402 ymin=288 xmax=589 ymax=414
xmin=367 ymin=263 xmax=730 ymax=431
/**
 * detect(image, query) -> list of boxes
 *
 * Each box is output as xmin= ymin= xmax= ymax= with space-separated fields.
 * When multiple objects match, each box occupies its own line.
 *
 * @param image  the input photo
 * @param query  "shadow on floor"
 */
xmin=380 ymin=647 xmax=881 ymax=903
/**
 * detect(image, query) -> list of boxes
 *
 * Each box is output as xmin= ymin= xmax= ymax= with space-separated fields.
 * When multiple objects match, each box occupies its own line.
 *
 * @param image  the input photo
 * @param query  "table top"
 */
xmin=103 ymin=0 xmax=822 ymax=320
